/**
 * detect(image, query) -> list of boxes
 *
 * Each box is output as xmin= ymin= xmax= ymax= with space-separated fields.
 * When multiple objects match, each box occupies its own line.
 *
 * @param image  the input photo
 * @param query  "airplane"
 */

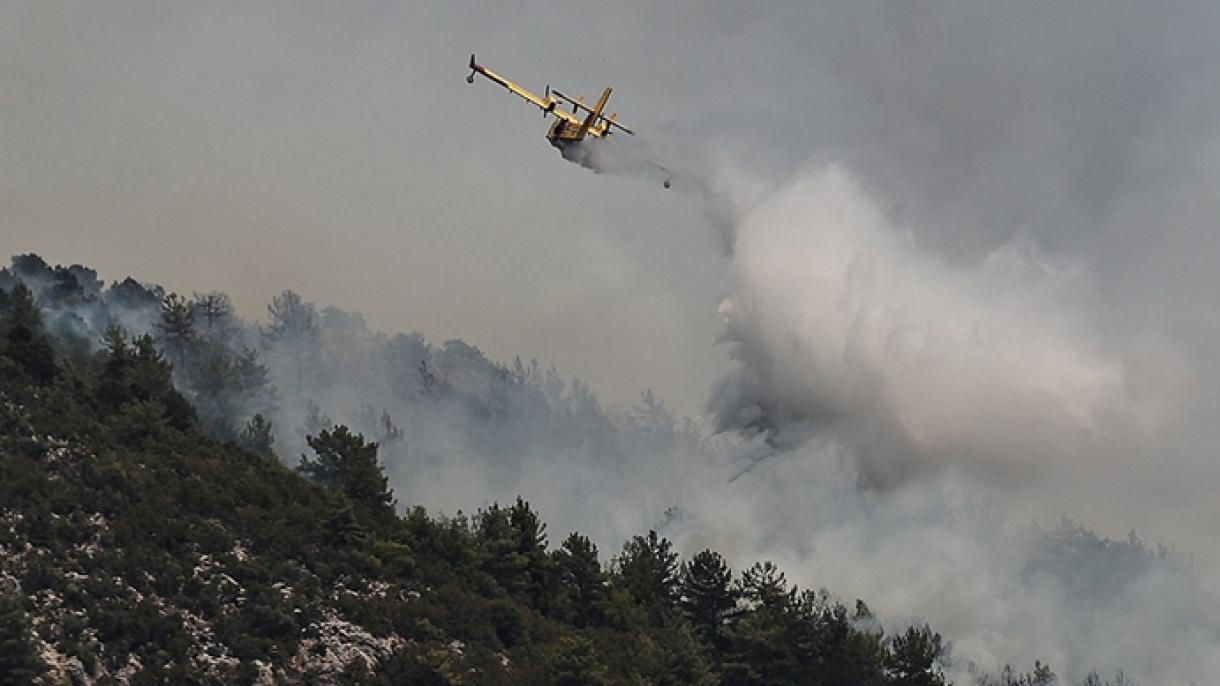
xmin=465 ymin=54 xmax=670 ymax=187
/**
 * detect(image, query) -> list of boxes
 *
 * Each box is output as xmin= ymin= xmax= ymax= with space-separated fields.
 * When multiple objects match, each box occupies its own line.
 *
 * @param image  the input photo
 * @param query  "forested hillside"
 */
xmin=0 ymin=254 xmax=713 ymax=551
xmin=0 ymin=256 xmax=1140 ymax=684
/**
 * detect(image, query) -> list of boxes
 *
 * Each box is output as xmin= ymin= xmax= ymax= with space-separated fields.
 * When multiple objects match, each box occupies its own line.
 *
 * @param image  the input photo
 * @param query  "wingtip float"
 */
xmin=466 ymin=54 xmax=671 ymax=189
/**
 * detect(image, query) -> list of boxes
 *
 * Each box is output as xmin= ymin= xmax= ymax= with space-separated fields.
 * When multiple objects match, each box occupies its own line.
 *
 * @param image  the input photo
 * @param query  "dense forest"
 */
xmin=0 ymin=255 xmax=1149 ymax=684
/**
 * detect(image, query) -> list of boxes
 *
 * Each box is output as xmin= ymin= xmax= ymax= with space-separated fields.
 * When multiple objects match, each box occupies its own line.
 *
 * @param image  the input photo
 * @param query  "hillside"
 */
xmin=0 ymin=257 xmax=1138 ymax=685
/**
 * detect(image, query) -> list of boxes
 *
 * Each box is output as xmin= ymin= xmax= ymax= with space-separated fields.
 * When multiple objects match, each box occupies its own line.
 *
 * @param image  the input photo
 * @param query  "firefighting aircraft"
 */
xmin=465 ymin=54 xmax=670 ymax=187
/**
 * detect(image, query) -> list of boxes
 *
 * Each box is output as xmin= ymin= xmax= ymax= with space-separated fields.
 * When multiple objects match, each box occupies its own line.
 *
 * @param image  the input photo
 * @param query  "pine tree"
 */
xmin=238 ymin=413 xmax=276 ymax=458
xmin=552 ymin=533 xmax=606 ymax=627
xmin=323 ymin=496 xmax=370 ymax=549
xmin=156 ymin=292 xmax=197 ymax=369
xmin=262 ymin=290 xmax=321 ymax=393
xmin=192 ymin=291 xmax=236 ymax=343
xmin=217 ymin=346 xmax=277 ymax=435
xmin=632 ymin=623 xmax=717 ymax=686
xmin=189 ymin=343 xmax=239 ymax=438
xmin=96 ymin=325 xmax=134 ymax=410
xmin=720 ymin=602 xmax=796 ymax=685
xmin=477 ymin=502 xmax=530 ymax=595
xmin=0 ymin=593 xmax=47 ymax=685
xmin=887 ymin=624 xmax=946 ymax=686
xmin=131 ymin=334 xmax=195 ymax=430
xmin=299 ymin=426 xmax=394 ymax=525
xmin=2 ymin=281 xmax=56 ymax=385
xmin=549 ymin=635 xmax=609 ymax=686
xmin=738 ymin=561 xmax=789 ymax=610
xmin=474 ymin=498 xmax=549 ymax=599
xmin=614 ymin=530 xmax=679 ymax=620
xmin=680 ymin=549 xmax=738 ymax=647
xmin=810 ymin=596 xmax=887 ymax=686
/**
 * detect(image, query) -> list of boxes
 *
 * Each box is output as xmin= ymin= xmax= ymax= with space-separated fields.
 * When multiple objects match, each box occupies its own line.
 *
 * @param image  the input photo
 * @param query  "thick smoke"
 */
xmin=8 ymin=249 xmax=1218 ymax=683
xmin=580 ymin=145 xmax=1220 ymax=680
xmin=691 ymin=163 xmax=1220 ymax=682
xmin=711 ymin=166 xmax=1125 ymax=488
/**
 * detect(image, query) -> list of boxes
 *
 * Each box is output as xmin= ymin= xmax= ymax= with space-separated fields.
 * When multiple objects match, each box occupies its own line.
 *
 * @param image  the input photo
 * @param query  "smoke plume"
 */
xmin=689 ymin=161 xmax=1220 ymax=683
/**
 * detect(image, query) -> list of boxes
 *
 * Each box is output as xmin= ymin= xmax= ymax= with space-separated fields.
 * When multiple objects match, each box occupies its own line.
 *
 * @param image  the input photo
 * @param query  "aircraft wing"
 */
xmin=552 ymin=89 xmax=635 ymax=134
xmin=467 ymin=54 xmax=579 ymax=123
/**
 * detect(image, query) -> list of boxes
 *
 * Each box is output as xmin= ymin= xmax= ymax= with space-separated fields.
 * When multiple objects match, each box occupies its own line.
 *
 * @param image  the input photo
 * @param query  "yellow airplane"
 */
xmin=466 ymin=54 xmax=670 ymax=187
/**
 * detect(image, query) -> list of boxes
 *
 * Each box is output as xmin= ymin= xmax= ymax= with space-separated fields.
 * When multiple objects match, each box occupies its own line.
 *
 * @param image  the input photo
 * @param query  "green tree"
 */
xmin=508 ymin=497 xmax=550 ymax=601
xmin=552 ymin=533 xmax=606 ymax=627
xmin=613 ymin=530 xmax=679 ymax=621
xmin=156 ymin=292 xmax=197 ymax=369
xmin=299 ymin=426 xmax=394 ymax=525
xmin=887 ymin=625 xmax=946 ymax=686
xmin=374 ymin=643 xmax=469 ymax=685
xmin=475 ymin=498 xmax=549 ymax=600
xmin=189 ymin=344 xmax=275 ymax=440
xmin=738 ymin=561 xmax=790 ymax=610
xmin=231 ymin=347 xmax=274 ymax=409
xmin=809 ymin=596 xmax=886 ymax=686
xmin=631 ymin=623 xmax=717 ymax=686
xmin=549 ymin=635 xmax=609 ymax=686
xmin=95 ymin=328 xmax=194 ymax=430
xmin=95 ymin=325 xmax=135 ymax=409
xmin=323 ymin=496 xmax=371 ymax=549
xmin=238 ymin=413 xmax=276 ymax=458
xmin=720 ymin=602 xmax=797 ymax=685
xmin=680 ymin=549 xmax=739 ymax=648
xmin=1 ymin=281 xmax=56 ymax=385
xmin=0 ymin=593 xmax=47 ymax=685
xmin=188 ymin=343 xmax=239 ymax=437
xmin=131 ymin=334 xmax=195 ymax=430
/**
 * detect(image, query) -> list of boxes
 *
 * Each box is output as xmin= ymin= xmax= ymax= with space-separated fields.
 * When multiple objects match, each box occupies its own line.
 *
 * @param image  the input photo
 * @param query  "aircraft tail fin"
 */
xmin=578 ymin=87 xmax=612 ymax=138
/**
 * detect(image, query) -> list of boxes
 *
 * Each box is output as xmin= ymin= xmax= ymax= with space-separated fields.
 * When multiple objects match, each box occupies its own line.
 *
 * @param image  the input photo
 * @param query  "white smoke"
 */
xmin=713 ymin=165 xmax=1127 ymax=487
xmin=687 ymin=162 xmax=1220 ymax=683
xmin=561 ymin=135 xmax=677 ymax=191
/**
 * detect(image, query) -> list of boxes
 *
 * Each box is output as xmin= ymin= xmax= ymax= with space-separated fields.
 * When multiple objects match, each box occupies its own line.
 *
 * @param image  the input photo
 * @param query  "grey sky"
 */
xmin=8 ymin=2 xmax=1220 ymax=416
xmin=1 ymin=2 xmax=730 ymax=415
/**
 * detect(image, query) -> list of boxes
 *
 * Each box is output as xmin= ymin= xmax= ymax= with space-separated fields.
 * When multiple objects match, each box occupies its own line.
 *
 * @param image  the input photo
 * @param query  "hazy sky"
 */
xmin=1 ymin=2 xmax=732 ymax=415
xmin=7 ymin=2 xmax=1220 ymax=418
